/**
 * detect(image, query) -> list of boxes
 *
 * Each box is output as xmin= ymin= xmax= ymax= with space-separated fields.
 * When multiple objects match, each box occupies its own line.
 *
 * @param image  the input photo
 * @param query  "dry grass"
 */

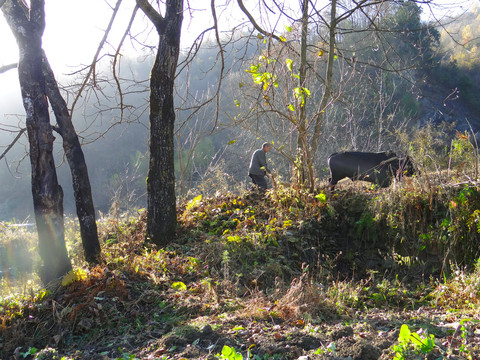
xmin=2 ymin=130 xmax=480 ymax=358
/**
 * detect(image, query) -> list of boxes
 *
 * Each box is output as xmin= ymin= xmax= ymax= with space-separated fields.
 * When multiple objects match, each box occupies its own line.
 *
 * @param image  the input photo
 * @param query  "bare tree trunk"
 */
xmin=137 ymin=0 xmax=183 ymax=246
xmin=300 ymin=0 xmax=316 ymax=191
xmin=42 ymin=55 xmax=101 ymax=263
xmin=2 ymin=0 xmax=72 ymax=283
xmin=295 ymin=0 xmax=309 ymax=186
xmin=311 ymin=0 xmax=337 ymax=157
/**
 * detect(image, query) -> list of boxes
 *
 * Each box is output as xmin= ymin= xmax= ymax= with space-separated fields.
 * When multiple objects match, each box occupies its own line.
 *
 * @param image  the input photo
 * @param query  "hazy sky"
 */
xmin=0 ymin=0 xmax=218 ymax=125
xmin=0 ymin=0 xmax=140 ymax=122
xmin=1 ymin=0 xmax=475 ymax=71
xmin=0 ymin=0 xmax=256 ymax=74
xmin=0 ymin=0 xmax=293 ymax=130
xmin=0 ymin=0 xmax=477 ymax=122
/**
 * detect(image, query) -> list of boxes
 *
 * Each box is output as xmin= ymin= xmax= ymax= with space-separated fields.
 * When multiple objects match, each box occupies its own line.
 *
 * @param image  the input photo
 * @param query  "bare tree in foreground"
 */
xmin=2 ymin=0 xmax=101 ymax=281
xmin=2 ymin=0 xmax=71 ymax=283
xmin=42 ymin=54 xmax=100 ymax=263
xmin=136 ymin=0 xmax=183 ymax=246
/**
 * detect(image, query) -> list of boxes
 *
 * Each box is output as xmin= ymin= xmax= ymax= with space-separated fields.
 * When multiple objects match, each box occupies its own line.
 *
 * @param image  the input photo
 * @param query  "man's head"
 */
xmin=262 ymin=142 xmax=272 ymax=153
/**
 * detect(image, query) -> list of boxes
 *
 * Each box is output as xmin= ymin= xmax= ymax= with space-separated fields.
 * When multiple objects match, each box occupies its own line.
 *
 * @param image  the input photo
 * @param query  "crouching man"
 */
xmin=248 ymin=142 xmax=272 ymax=190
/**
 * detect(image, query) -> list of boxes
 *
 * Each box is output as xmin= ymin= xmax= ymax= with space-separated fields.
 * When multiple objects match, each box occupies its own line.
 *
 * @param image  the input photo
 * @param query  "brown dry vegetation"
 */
xmin=2 ymin=149 xmax=480 ymax=359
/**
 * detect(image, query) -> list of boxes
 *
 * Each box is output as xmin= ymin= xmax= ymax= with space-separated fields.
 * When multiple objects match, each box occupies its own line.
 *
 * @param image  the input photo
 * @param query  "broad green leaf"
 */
xmin=315 ymin=193 xmax=327 ymax=203
xmin=171 ymin=281 xmax=187 ymax=291
xmin=254 ymin=75 xmax=263 ymax=84
xmin=398 ymin=324 xmax=411 ymax=344
xmin=220 ymin=345 xmax=243 ymax=360
xmin=286 ymin=58 xmax=293 ymax=71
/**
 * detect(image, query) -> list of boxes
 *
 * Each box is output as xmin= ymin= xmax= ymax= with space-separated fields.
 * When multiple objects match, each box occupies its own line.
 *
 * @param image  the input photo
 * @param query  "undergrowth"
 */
xmin=1 ymin=155 xmax=480 ymax=358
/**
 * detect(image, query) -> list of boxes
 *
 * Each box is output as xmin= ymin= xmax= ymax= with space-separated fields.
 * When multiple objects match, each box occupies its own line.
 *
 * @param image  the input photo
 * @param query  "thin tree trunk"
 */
xmin=2 ymin=0 xmax=72 ymax=283
xmin=311 ymin=0 xmax=337 ymax=157
xmin=295 ymin=0 xmax=309 ymax=186
xmin=137 ymin=0 xmax=183 ymax=246
xmin=42 ymin=54 xmax=101 ymax=263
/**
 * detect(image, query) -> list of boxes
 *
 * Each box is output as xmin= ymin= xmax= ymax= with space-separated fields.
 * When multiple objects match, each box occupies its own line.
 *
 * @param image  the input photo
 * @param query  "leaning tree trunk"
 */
xmin=42 ymin=54 xmax=101 ymax=263
xmin=137 ymin=0 xmax=183 ymax=246
xmin=2 ymin=0 xmax=72 ymax=283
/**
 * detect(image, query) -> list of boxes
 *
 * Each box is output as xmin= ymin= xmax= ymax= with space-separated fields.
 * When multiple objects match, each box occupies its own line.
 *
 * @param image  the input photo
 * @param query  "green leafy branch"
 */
xmin=245 ymin=59 xmax=278 ymax=91
xmin=392 ymin=324 xmax=436 ymax=360
xmin=285 ymin=58 xmax=311 ymax=111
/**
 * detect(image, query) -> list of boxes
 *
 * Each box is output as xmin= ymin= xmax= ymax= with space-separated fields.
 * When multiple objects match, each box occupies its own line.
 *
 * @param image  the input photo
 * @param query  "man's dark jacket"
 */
xmin=248 ymin=148 xmax=271 ymax=176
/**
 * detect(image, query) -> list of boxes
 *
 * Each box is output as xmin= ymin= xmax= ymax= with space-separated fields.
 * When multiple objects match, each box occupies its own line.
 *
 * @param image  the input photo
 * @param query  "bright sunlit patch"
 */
xmin=61 ymin=268 xmax=87 ymax=287
xmin=0 ymin=224 xmax=40 ymax=300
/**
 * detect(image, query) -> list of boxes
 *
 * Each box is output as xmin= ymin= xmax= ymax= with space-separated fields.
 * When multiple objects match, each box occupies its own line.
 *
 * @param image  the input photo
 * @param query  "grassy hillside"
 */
xmin=1 ymin=161 xmax=480 ymax=359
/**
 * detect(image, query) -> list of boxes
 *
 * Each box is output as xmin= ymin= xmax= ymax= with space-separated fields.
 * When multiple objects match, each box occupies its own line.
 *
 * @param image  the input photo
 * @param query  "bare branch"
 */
xmin=424 ymin=1 xmax=470 ymax=49
xmin=0 ymin=128 xmax=26 ymax=162
xmin=113 ymin=4 xmax=139 ymax=123
xmin=236 ymin=0 xmax=283 ymax=42
xmin=209 ymin=0 xmax=224 ymax=131
xmin=0 ymin=63 xmax=17 ymax=74
xmin=70 ymin=0 xmax=123 ymax=116
xmin=136 ymin=0 xmax=164 ymax=31
xmin=176 ymin=26 xmax=214 ymax=73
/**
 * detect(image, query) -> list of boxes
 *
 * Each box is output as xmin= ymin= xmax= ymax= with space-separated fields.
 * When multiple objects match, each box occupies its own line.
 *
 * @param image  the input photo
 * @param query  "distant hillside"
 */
xmin=417 ymin=73 xmax=480 ymax=133
xmin=417 ymin=6 xmax=480 ymax=134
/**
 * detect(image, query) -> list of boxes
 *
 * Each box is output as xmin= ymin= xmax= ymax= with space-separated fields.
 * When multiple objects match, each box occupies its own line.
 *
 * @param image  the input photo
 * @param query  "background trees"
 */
xmin=230 ymin=0 xmax=445 ymax=189
xmin=0 ymin=0 xmax=479 ymax=240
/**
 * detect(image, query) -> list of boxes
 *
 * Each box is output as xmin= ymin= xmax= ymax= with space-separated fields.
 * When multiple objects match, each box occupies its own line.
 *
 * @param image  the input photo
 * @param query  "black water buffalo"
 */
xmin=328 ymin=151 xmax=415 ymax=189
